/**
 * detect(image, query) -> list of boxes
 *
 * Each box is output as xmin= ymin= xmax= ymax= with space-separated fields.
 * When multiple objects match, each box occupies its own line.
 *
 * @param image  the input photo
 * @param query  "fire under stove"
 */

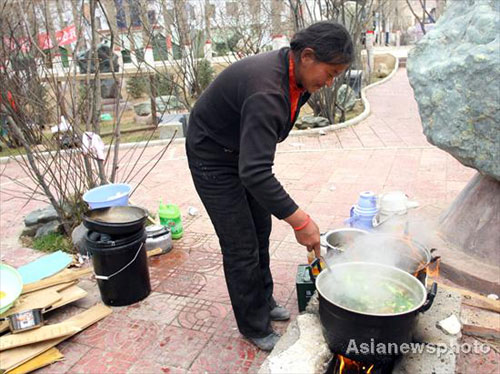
xmin=258 ymin=284 xmax=463 ymax=374
xmin=325 ymin=354 xmax=396 ymax=374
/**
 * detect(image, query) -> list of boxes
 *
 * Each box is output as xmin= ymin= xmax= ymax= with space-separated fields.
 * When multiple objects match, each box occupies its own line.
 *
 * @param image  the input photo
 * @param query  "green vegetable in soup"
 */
xmin=329 ymin=273 xmax=417 ymax=314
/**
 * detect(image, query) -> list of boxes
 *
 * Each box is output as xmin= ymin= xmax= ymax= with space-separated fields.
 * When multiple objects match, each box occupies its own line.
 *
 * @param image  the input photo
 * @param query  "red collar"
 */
xmin=288 ymin=54 xmax=305 ymax=94
xmin=289 ymin=54 xmax=305 ymax=121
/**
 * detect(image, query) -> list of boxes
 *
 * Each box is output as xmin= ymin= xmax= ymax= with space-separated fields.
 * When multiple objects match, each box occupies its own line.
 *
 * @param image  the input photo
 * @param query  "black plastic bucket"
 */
xmin=85 ymin=229 xmax=151 ymax=306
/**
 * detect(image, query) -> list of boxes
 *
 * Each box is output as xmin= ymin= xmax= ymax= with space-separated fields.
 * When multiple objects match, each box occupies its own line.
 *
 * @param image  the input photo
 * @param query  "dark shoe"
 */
xmin=247 ymin=332 xmax=281 ymax=351
xmin=270 ymin=304 xmax=290 ymax=321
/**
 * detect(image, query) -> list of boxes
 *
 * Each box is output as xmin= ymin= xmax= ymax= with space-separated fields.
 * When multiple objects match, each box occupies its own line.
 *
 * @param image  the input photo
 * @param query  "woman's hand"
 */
xmin=284 ymin=209 xmax=321 ymax=258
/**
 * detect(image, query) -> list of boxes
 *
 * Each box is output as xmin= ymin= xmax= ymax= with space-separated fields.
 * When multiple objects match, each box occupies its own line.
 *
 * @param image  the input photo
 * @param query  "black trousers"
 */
xmin=186 ymin=135 xmax=275 ymax=338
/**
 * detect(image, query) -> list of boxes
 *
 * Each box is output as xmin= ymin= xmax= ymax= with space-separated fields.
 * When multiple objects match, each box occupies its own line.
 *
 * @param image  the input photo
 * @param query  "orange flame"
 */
xmin=427 ymin=257 xmax=440 ymax=278
xmin=337 ymin=355 xmax=375 ymax=374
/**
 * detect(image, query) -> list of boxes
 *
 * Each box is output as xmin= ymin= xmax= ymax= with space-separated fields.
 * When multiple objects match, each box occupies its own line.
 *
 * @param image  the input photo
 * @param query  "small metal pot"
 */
xmin=1 ymin=308 xmax=44 ymax=333
xmin=320 ymin=228 xmax=369 ymax=253
xmin=145 ymin=225 xmax=172 ymax=254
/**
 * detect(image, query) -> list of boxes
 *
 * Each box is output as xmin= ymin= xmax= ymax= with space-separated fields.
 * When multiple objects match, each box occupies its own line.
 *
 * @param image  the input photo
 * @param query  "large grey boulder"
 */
xmin=24 ymin=205 xmax=58 ymax=226
xmin=407 ymin=0 xmax=500 ymax=180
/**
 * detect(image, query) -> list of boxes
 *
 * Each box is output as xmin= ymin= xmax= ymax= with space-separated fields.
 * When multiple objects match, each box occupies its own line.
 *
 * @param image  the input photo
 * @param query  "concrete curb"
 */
xmin=287 ymin=52 xmax=400 ymax=137
xmin=0 ymin=53 xmax=399 ymax=165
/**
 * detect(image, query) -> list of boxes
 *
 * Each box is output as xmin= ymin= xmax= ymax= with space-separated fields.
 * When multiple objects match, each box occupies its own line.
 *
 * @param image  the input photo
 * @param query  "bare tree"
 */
xmin=0 ymin=0 xmax=173 ymax=243
xmin=288 ymin=0 xmax=375 ymax=124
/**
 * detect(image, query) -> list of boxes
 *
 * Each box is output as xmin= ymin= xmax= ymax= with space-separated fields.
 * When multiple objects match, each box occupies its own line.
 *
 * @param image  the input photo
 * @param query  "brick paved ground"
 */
xmin=1 ymin=67 xmax=495 ymax=373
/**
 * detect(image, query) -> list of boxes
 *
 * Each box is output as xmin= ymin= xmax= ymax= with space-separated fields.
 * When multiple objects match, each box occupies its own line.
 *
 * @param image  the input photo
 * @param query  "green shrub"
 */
xmin=126 ymin=76 xmax=148 ymax=99
xmin=152 ymin=73 xmax=175 ymax=96
xmin=196 ymin=59 xmax=215 ymax=93
xmin=33 ymin=232 xmax=73 ymax=253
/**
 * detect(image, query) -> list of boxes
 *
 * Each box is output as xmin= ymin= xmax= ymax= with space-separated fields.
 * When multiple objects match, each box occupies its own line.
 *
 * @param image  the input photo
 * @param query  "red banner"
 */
xmin=38 ymin=24 xmax=77 ymax=50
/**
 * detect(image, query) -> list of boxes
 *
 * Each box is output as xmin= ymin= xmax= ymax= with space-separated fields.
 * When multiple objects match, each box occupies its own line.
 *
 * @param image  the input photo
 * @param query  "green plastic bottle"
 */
xmin=158 ymin=201 xmax=183 ymax=239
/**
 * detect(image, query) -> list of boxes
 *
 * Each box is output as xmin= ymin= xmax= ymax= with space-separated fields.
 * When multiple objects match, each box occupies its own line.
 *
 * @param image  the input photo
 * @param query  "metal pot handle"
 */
xmin=419 ymin=282 xmax=438 ymax=313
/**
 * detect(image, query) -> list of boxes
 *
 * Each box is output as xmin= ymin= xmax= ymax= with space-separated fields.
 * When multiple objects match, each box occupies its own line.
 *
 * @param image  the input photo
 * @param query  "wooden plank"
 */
xmin=0 ymin=323 xmax=80 ymax=351
xmin=0 ymin=303 xmax=112 ymax=372
xmin=463 ymin=324 xmax=500 ymax=340
xmin=440 ymin=283 xmax=500 ymax=313
xmin=49 ymin=285 xmax=87 ymax=310
xmin=461 ymin=305 xmax=500 ymax=340
xmin=147 ymin=247 xmax=163 ymax=257
xmin=7 ymin=347 xmax=63 ymax=374
xmin=1 ymin=290 xmax=61 ymax=318
xmin=0 ymin=282 xmax=79 ymax=334
xmin=21 ymin=268 xmax=92 ymax=295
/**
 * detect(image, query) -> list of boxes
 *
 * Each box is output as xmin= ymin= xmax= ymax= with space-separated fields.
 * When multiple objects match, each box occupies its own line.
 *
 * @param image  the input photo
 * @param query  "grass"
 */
xmin=31 ymin=232 xmax=74 ymax=253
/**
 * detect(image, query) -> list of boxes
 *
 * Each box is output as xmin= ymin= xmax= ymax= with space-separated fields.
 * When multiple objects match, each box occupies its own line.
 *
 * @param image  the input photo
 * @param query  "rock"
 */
xmin=155 ymin=95 xmax=184 ymax=112
xmin=414 ymin=287 xmax=462 ymax=345
xmin=407 ymin=0 xmax=500 ymax=180
xmin=487 ymin=294 xmax=499 ymax=300
xmin=133 ymin=102 xmax=151 ymax=117
xmin=437 ymin=314 xmax=462 ymax=335
xmin=259 ymin=314 xmax=331 ymax=374
xmin=72 ymin=222 xmax=89 ymax=255
xmin=35 ymin=220 xmax=62 ymax=239
xmin=24 ymin=205 xmax=58 ymax=226
xmin=133 ymin=95 xmax=185 ymax=117
xmin=295 ymin=115 xmax=330 ymax=130
xmin=134 ymin=113 xmax=154 ymax=125
xmin=158 ymin=121 xmax=183 ymax=139
xmin=393 ymin=347 xmax=456 ymax=374
xmin=21 ymin=223 xmax=43 ymax=237
xmin=375 ymin=62 xmax=390 ymax=78
xmin=337 ymin=84 xmax=356 ymax=111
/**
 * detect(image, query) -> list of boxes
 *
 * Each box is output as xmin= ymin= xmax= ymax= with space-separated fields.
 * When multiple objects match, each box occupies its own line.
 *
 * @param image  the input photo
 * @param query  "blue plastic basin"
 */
xmin=83 ymin=183 xmax=131 ymax=210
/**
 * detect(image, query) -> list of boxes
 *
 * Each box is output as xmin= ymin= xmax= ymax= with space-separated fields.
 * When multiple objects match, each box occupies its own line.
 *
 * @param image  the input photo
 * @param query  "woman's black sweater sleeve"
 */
xmin=238 ymin=92 xmax=298 ymax=219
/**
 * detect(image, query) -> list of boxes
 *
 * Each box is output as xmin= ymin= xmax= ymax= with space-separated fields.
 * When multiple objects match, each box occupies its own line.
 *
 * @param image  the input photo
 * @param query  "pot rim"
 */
xmin=316 ymin=261 xmax=427 ymax=317
xmin=322 ymin=228 xmax=370 ymax=250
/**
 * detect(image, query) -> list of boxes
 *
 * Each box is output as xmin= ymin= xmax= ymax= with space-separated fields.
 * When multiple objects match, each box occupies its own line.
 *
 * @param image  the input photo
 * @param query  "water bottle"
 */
xmin=158 ymin=201 xmax=183 ymax=239
xmin=345 ymin=191 xmax=378 ymax=230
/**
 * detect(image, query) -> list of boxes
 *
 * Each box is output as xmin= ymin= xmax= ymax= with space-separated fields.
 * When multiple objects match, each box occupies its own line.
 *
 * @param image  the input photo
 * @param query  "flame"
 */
xmin=337 ymin=355 xmax=375 ymax=374
xmin=401 ymin=234 xmax=441 ymax=278
xmin=427 ymin=257 xmax=440 ymax=278
xmin=339 ymin=355 xmax=345 ymax=373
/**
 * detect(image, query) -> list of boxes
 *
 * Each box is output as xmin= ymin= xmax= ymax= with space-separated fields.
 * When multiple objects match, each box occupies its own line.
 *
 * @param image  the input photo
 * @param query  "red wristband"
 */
xmin=293 ymin=215 xmax=310 ymax=231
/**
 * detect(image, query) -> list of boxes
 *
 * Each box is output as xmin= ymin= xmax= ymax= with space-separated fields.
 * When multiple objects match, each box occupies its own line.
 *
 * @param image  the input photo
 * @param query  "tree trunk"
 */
xmin=439 ymin=173 xmax=500 ymax=262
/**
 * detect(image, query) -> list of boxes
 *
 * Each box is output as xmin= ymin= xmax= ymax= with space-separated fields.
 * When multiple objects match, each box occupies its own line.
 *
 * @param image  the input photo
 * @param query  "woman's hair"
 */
xmin=290 ymin=21 xmax=354 ymax=65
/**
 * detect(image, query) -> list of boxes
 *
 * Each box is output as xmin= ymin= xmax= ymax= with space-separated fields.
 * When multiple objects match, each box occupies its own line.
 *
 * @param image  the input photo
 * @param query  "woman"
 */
xmin=186 ymin=22 xmax=354 ymax=351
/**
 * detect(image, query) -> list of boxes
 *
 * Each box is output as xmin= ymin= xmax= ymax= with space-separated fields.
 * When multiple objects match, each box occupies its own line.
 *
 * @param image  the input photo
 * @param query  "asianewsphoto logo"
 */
xmin=345 ymin=338 xmax=490 ymax=358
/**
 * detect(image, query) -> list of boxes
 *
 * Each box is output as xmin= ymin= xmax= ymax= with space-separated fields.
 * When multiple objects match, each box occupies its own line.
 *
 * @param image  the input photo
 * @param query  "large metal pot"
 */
xmin=316 ymin=262 xmax=437 ymax=364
